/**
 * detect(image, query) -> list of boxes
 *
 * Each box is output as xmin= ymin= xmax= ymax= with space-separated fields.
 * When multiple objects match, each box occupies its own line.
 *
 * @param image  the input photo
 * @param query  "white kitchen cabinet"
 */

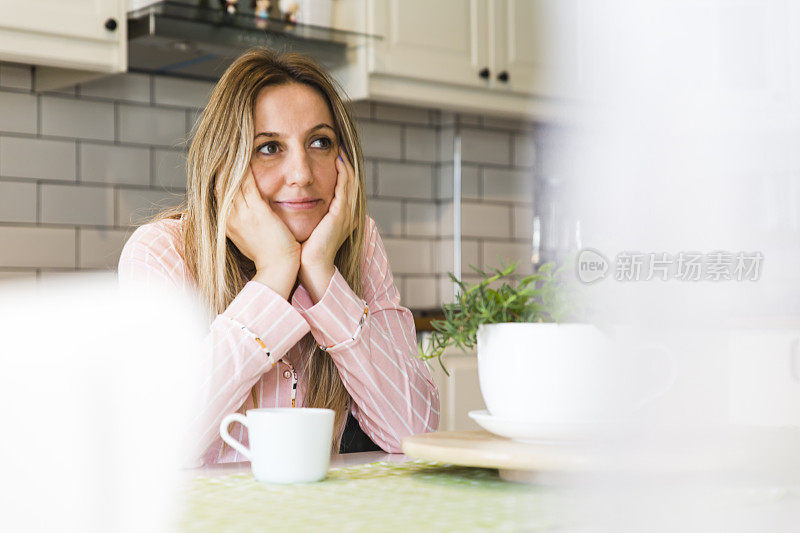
xmin=0 ymin=0 xmax=126 ymax=91
xmin=369 ymin=0 xmax=488 ymax=89
xmin=332 ymin=0 xmax=581 ymax=120
xmin=493 ymin=0 xmax=581 ymax=98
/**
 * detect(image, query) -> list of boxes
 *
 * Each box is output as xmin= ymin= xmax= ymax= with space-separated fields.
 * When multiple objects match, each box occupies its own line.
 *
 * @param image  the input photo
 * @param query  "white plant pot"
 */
xmin=476 ymin=323 xmax=676 ymax=424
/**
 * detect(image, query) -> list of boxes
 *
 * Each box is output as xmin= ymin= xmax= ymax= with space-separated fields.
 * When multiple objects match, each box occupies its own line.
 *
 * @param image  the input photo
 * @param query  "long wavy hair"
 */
xmin=150 ymin=48 xmax=368 ymax=454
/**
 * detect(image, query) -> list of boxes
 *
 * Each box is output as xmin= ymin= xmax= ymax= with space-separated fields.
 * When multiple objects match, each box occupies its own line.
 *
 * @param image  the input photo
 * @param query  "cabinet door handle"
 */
xmin=105 ymin=18 xmax=118 ymax=31
xmin=479 ymin=68 xmax=490 ymax=79
xmin=497 ymin=71 xmax=509 ymax=82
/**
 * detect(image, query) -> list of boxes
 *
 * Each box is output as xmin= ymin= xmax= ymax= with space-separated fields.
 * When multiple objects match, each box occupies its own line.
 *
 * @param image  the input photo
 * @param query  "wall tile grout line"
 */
xmin=35 ymin=181 xmax=41 ymax=224
xmin=399 ymin=124 xmax=406 ymax=160
xmin=36 ymin=93 xmax=41 ymax=135
xmin=0 ymin=130 xmax=188 ymax=151
xmin=75 ymin=140 xmax=81 ymax=183
xmin=150 ymin=148 xmax=156 ymax=187
xmin=114 ymin=101 xmax=120 ymax=144
xmin=113 ymin=185 xmax=119 ymax=228
xmin=400 ymin=199 xmax=406 ymax=238
xmin=75 ymin=227 xmax=80 ymax=270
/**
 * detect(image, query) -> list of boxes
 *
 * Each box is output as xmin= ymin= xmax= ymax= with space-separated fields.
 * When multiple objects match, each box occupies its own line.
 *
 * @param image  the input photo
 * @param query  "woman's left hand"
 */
xmin=298 ymin=146 xmax=355 ymax=302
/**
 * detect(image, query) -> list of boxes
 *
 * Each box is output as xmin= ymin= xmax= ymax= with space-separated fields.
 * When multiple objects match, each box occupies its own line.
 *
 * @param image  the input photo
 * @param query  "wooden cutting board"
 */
xmin=403 ymin=427 xmax=800 ymax=484
xmin=401 ymin=430 xmax=603 ymax=482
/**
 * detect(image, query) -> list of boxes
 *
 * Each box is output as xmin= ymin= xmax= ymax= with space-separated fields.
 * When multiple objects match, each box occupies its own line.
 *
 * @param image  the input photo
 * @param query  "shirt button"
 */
xmin=283 ymin=370 xmax=291 ymax=379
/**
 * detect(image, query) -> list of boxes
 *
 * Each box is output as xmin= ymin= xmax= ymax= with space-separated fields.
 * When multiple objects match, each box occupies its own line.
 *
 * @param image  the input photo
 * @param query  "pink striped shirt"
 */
xmin=117 ymin=215 xmax=439 ymax=465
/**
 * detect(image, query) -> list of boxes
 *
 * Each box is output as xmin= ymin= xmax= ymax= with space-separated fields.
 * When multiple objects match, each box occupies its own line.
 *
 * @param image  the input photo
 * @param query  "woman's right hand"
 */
xmin=221 ymin=165 xmax=301 ymax=299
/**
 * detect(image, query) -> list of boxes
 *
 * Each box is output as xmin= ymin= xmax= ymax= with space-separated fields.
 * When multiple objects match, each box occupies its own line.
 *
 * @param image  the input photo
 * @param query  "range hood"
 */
xmin=127 ymin=1 xmax=377 ymax=80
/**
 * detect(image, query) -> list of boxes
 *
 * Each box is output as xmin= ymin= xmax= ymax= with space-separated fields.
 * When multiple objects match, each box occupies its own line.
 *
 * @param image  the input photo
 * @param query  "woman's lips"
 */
xmin=275 ymin=199 xmax=321 ymax=210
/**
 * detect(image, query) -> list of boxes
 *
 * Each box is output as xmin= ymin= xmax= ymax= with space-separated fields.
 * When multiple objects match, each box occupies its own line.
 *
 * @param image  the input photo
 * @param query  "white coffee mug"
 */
xmin=220 ymin=408 xmax=335 ymax=483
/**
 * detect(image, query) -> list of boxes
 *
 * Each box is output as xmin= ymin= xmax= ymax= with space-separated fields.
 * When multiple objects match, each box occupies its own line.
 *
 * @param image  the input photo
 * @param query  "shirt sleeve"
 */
xmin=299 ymin=219 xmax=440 ymax=452
xmin=117 ymin=223 xmax=311 ymax=465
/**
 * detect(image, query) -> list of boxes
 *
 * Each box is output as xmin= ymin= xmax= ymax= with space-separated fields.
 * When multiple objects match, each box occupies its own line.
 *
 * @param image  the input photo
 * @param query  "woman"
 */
xmin=118 ymin=48 xmax=439 ymax=465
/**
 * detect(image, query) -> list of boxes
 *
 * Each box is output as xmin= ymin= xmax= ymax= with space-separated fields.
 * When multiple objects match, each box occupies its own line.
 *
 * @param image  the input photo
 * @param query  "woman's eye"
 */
xmin=258 ymin=142 xmax=280 ymax=155
xmin=311 ymin=137 xmax=332 ymax=149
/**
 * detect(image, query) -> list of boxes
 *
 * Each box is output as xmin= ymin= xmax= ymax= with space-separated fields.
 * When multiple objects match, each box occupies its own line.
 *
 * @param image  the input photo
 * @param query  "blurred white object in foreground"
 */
xmin=0 ymin=272 xmax=205 ymax=532
xmin=527 ymin=0 xmax=800 ymax=531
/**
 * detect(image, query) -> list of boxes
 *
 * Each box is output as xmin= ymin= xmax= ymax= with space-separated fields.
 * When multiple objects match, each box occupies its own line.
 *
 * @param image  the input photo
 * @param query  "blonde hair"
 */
xmin=150 ymin=48 xmax=368 ymax=454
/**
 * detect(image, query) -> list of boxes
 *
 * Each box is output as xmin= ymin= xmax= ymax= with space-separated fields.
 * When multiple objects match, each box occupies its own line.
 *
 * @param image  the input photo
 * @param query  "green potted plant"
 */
xmin=417 ymin=259 xmax=675 ymax=434
xmin=417 ymin=259 xmax=585 ymax=375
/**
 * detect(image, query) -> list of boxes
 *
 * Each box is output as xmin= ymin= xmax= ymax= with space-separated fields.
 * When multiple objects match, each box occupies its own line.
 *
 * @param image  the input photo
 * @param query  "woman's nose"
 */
xmin=283 ymin=148 xmax=314 ymax=187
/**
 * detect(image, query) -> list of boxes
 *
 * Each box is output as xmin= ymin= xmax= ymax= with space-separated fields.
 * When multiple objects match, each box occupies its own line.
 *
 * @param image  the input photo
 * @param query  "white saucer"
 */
xmin=468 ymin=410 xmax=606 ymax=444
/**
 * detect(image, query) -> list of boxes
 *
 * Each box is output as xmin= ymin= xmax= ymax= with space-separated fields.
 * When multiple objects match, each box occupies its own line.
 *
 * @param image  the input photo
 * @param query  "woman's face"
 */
xmin=250 ymin=82 xmax=339 ymax=243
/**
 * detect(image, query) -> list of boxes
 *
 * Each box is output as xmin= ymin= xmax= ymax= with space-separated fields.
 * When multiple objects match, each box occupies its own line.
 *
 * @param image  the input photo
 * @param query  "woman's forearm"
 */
xmin=252 ymin=263 xmax=299 ymax=301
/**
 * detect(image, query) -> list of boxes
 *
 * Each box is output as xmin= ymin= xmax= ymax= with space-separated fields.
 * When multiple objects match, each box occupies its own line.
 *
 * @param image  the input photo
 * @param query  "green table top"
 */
xmin=177 ymin=459 xmax=569 ymax=532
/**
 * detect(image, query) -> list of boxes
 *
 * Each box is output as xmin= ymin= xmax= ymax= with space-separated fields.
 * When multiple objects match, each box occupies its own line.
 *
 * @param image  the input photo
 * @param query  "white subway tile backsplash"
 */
xmin=80 ymin=143 xmax=150 ymax=186
xmin=154 ymin=77 xmax=215 ymax=108
xmin=435 ymin=238 xmax=480 ymax=275
xmin=463 ymin=203 xmax=512 ymax=239
xmin=40 ymin=184 xmax=114 ymax=225
xmin=513 ymin=205 xmax=533 ymax=240
xmin=0 ymin=181 xmax=36 ymax=223
xmin=363 ymin=159 xmax=375 ymax=196
xmin=78 ymin=227 xmax=131 ymax=269
xmin=482 ymin=241 xmax=534 ymax=275
xmin=0 ymin=63 xmax=32 ymax=91
xmin=0 ymin=69 xmax=549 ymax=312
xmin=154 ymin=149 xmax=187 ymax=189
xmin=116 ymin=188 xmax=184 ymax=226
xmin=374 ymin=103 xmax=430 ymax=125
xmin=437 ymin=163 xmax=479 ymax=200
xmin=368 ymin=199 xmax=403 ymax=236
xmin=377 ymin=161 xmax=433 ymax=199
xmin=404 ymin=126 xmax=436 ymax=162
xmin=358 ymin=122 xmax=402 ymax=159
xmin=482 ymin=167 xmax=534 ymax=203
xmin=0 ymin=226 xmax=75 ymax=268
xmin=79 ymin=73 xmax=150 ymax=103
xmin=405 ymin=277 xmax=439 ymax=309
xmin=382 ymin=237 xmax=433 ymax=274
xmin=513 ymin=133 xmax=536 ymax=168
xmin=460 ymin=127 xmax=511 ymax=165
xmin=440 ymin=202 xmax=512 ymax=239
xmin=0 ymin=92 xmax=37 ymax=134
xmin=41 ymin=96 xmax=114 ymax=141
xmin=438 ymin=126 xmax=454 ymax=162
xmin=118 ymin=104 xmax=187 ymax=147
xmin=438 ymin=274 xmax=482 ymax=305
xmin=187 ymin=108 xmax=203 ymax=134
xmin=393 ymin=276 xmax=406 ymax=305
xmin=0 ymin=136 xmax=76 ymax=181
xmin=404 ymin=201 xmax=438 ymax=237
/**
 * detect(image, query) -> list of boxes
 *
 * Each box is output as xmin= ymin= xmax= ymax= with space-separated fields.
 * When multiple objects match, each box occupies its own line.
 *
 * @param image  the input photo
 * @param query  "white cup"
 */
xmin=220 ymin=407 xmax=335 ymax=483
